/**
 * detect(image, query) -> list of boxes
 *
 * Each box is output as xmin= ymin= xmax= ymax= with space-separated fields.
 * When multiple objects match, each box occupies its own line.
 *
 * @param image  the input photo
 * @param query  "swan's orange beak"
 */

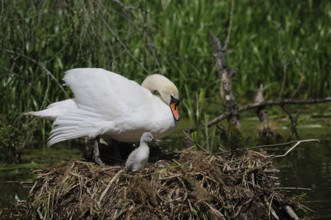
xmin=170 ymin=97 xmax=180 ymax=121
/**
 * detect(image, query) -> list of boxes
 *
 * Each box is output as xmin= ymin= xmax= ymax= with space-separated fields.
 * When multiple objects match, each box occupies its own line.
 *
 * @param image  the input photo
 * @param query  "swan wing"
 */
xmin=48 ymin=68 xmax=154 ymax=145
xmin=64 ymin=68 xmax=148 ymax=118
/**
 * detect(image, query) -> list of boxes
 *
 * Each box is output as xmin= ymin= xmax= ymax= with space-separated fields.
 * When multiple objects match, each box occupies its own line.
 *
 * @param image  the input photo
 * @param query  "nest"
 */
xmin=23 ymin=149 xmax=306 ymax=219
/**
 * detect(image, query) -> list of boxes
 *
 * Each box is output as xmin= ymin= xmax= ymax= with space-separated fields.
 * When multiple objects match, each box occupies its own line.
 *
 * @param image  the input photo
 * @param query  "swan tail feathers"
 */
xmin=47 ymin=108 xmax=108 ymax=146
xmin=24 ymin=99 xmax=77 ymax=120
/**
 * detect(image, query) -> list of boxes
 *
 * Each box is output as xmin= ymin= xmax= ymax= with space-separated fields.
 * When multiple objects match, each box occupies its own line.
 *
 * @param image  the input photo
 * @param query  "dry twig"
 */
xmin=21 ymin=149 xmax=308 ymax=219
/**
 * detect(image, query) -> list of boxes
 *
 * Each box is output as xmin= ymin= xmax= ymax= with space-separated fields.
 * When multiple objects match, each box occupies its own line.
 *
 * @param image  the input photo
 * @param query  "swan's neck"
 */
xmin=139 ymin=141 xmax=148 ymax=148
xmin=141 ymin=74 xmax=176 ymax=105
xmin=142 ymin=79 xmax=159 ymax=93
xmin=141 ymin=75 xmax=168 ymax=92
xmin=139 ymin=141 xmax=150 ymax=154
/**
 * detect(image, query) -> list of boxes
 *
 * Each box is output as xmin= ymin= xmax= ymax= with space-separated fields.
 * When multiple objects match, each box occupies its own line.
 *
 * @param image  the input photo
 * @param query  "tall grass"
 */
xmin=0 ymin=0 xmax=330 ymax=159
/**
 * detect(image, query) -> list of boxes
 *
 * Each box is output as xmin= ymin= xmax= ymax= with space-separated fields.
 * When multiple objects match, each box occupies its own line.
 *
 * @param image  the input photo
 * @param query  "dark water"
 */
xmin=0 ymin=118 xmax=330 ymax=219
xmin=275 ymin=138 xmax=331 ymax=219
xmin=251 ymin=119 xmax=331 ymax=220
xmin=0 ymin=145 xmax=83 ymax=213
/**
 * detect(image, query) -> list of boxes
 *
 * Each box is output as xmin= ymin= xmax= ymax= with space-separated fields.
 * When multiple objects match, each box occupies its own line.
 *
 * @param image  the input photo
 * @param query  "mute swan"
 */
xmin=25 ymin=68 xmax=180 ymax=165
xmin=125 ymin=132 xmax=153 ymax=172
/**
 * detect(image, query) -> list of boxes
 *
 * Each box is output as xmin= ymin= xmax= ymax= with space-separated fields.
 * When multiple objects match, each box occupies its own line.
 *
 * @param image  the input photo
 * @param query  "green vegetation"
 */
xmin=0 ymin=0 xmax=330 ymax=161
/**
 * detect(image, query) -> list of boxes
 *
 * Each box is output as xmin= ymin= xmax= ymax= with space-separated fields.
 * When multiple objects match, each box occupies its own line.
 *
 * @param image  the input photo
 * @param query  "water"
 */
xmin=0 ymin=117 xmax=330 ymax=219
xmin=181 ymin=116 xmax=331 ymax=219
xmin=0 ymin=145 xmax=83 ymax=212
xmin=250 ymin=117 xmax=331 ymax=219
xmin=275 ymin=139 xmax=331 ymax=219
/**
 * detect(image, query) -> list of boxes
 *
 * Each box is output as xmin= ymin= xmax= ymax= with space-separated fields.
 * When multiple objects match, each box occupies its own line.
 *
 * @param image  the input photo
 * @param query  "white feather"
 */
xmin=25 ymin=68 xmax=179 ymax=146
xmin=24 ymin=99 xmax=76 ymax=120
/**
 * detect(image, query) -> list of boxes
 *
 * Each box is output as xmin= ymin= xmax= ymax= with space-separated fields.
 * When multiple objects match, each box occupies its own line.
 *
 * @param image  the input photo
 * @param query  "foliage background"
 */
xmin=0 ymin=0 xmax=330 ymax=162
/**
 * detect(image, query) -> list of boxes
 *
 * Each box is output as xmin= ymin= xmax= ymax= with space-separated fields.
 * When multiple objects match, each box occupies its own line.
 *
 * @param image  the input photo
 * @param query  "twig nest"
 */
xmin=23 ymin=149 xmax=306 ymax=219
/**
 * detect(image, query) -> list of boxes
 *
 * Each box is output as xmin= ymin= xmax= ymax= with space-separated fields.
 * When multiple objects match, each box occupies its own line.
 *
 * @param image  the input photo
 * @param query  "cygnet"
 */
xmin=125 ymin=132 xmax=154 ymax=172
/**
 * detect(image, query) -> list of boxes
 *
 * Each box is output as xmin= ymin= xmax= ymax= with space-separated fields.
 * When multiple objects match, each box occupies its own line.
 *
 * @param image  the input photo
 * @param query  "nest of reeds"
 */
xmin=23 ymin=149 xmax=306 ymax=219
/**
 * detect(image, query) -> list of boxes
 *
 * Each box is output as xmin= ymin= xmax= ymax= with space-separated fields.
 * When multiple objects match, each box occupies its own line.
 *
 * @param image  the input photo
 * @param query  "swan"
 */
xmin=25 ymin=68 xmax=180 ymax=165
xmin=125 ymin=132 xmax=153 ymax=172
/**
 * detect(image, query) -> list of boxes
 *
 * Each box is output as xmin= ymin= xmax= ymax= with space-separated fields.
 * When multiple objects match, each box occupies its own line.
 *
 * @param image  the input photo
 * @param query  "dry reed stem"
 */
xmin=23 ymin=149 xmax=306 ymax=219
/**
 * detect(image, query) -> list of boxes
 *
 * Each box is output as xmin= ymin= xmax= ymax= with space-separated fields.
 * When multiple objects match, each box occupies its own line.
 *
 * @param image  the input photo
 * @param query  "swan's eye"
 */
xmin=170 ymin=96 xmax=180 ymax=108
xmin=152 ymin=90 xmax=161 ymax=96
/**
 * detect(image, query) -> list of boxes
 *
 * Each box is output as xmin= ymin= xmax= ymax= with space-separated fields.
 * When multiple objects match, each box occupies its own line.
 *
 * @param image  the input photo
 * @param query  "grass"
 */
xmin=0 ymin=0 xmax=330 ymax=160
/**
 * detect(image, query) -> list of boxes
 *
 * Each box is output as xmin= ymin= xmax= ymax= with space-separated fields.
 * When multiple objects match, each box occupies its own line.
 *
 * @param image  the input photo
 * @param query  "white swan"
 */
xmin=125 ymin=132 xmax=153 ymax=172
xmin=25 ymin=68 xmax=180 ymax=165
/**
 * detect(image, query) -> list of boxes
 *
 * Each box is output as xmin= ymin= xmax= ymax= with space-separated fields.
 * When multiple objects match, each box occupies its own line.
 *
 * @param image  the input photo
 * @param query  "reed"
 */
xmin=0 ymin=0 xmax=330 ymax=157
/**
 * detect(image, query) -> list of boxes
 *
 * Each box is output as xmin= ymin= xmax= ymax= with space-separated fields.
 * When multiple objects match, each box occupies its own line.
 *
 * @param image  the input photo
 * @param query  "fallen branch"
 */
xmin=210 ymin=32 xmax=240 ymax=128
xmin=285 ymin=205 xmax=300 ymax=220
xmin=188 ymin=97 xmax=331 ymax=132
xmin=248 ymin=140 xmax=304 ymax=150
xmin=273 ymin=139 xmax=319 ymax=158
xmin=210 ymin=32 xmax=240 ymax=149
xmin=277 ymin=187 xmax=312 ymax=191
xmin=217 ymin=139 xmax=319 ymax=158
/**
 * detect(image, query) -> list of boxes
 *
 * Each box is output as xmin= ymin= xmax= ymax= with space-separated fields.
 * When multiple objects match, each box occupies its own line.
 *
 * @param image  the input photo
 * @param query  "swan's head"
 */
xmin=141 ymin=132 xmax=154 ymax=143
xmin=142 ymin=74 xmax=180 ymax=121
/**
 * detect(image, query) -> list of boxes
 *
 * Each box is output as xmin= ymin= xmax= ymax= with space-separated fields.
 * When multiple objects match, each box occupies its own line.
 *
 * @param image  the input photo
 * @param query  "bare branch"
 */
xmin=273 ymin=139 xmax=319 ymax=158
xmin=201 ymin=97 xmax=331 ymax=131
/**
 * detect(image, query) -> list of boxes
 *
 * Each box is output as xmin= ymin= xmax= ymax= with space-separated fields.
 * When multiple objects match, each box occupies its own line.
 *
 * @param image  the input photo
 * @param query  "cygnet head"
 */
xmin=141 ymin=74 xmax=180 ymax=121
xmin=141 ymin=132 xmax=154 ymax=143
